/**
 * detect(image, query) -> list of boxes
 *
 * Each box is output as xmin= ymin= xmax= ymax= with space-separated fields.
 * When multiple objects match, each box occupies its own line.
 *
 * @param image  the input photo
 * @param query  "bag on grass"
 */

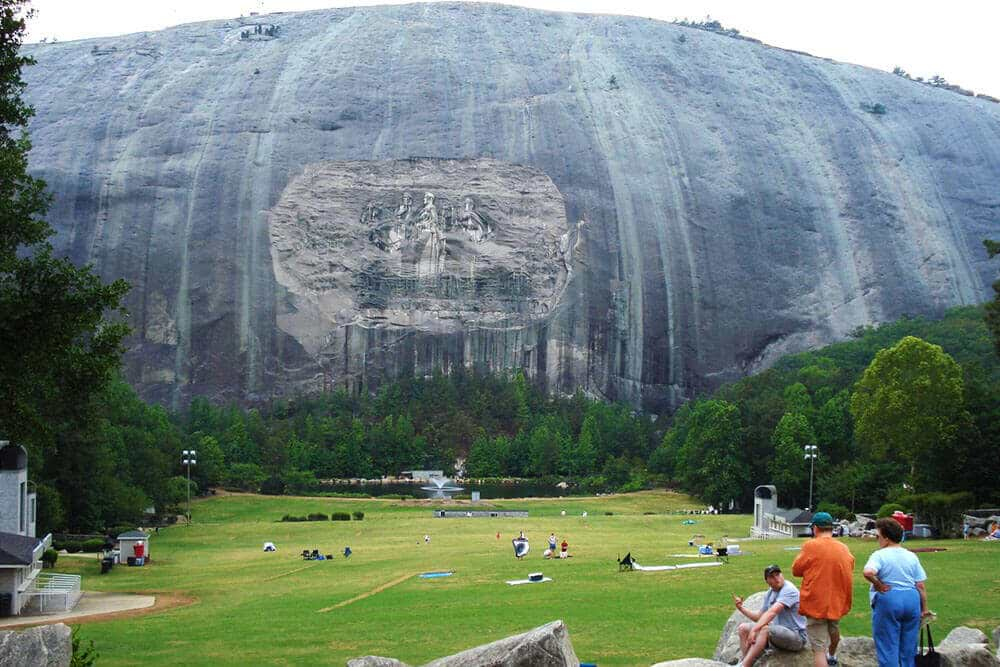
xmin=915 ymin=624 xmax=940 ymax=667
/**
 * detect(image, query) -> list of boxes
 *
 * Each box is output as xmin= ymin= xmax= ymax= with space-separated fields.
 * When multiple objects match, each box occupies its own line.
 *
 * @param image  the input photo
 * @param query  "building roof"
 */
xmin=0 ymin=531 xmax=41 ymax=566
xmin=117 ymin=530 xmax=147 ymax=539
xmin=785 ymin=510 xmax=814 ymax=525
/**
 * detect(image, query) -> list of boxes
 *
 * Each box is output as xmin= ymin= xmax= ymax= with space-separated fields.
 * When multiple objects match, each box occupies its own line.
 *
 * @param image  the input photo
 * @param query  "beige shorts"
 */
xmin=806 ymin=617 xmax=840 ymax=652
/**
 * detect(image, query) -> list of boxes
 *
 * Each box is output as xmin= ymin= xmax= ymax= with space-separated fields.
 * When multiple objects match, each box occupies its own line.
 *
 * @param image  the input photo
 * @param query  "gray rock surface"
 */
xmin=21 ymin=3 xmax=1000 ymax=410
xmin=0 ymin=623 xmax=72 ymax=667
xmin=423 ymin=619 xmax=578 ymax=667
xmin=994 ymin=625 xmax=1000 ymax=652
xmin=940 ymin=626 xmax=990 ymax=647
xmin=937 ymin=643 xmax=1000 ymax=667
xmin=714 ymin=591 xmax=766 ymax=663
xmin=834 ymin=637 xmax=878 ymax=667
xmin=346 ymin=658 xmax=411 ymax=667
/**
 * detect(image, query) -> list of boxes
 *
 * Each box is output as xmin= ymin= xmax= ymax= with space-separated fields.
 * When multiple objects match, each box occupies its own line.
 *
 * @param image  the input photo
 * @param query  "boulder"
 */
xmin=936 ymin=644 xmax=1000 ymax=667
xmin=347 ymin=620 xmax=578 ymax=667
xmin=940 ymin=626 xmax=989 ymax=647
xmin=0 ymin=623 xmax=72 ymax=667
xmin=993 ymin=625 xmax=1000 ymax=652
xmin=833 ymin=637 xmax=878 ymax=667
xmin=713 ymin=591 xmax=767 ymax=663
xmin=423 ymin=620 xmax=578 ymax=667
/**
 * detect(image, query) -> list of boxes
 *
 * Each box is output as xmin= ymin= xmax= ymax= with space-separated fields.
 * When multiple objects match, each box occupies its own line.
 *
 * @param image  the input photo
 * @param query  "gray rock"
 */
xmin=994 ymin=625 xmax=1000 ymax=652
xmin=940 ymin=626 xmax=990 ymax=647
xmin=714 ymin=591 xmax=767 ymax=663
xmin=834 ymin=637 xmax=878 ymax=667
xmin=937 ymin=643 xmax=1000 ymax=667
xmin=21 ymin=4 xmax=1000 ymax=411
xmin=423 ymin=619 xmax=578 ymax=667
xmin=0 ymin=623 xmax=72 ymax=667
xmin=651 ymin=660 xmax=728 ymax=667
xmin=346 ymin=658 xmax=411 ymax=667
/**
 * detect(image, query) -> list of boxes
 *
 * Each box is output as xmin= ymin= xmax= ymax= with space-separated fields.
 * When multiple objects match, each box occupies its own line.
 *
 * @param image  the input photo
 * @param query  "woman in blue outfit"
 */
xmin=863 ymin=517 xmax=931 ymax=666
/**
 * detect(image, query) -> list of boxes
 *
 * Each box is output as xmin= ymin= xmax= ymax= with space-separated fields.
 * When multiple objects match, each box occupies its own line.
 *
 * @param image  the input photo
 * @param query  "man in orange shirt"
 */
xmin=792 ymin=511 xmax=854 ymax=667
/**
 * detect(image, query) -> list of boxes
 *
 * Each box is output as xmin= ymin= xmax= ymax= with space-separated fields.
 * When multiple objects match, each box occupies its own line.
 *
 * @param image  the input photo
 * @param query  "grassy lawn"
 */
xmin=58 ymin=491 xmax=1000 ymax=666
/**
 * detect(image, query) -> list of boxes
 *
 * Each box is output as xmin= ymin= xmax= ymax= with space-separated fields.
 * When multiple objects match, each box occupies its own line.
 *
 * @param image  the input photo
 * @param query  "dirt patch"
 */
xmin=2 ymin=592 xmax=197 ymax=629
xmin=317 ymin=572 xmax=415 ymax=612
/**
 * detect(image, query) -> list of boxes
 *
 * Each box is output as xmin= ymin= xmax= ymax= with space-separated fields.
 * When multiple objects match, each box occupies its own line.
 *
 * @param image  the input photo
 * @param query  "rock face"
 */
xmin=940 ymin=626 xmax=990 ymax=647
xmin=347 ymin=619 xmax=578 ymax=667
xmin=0 ymin=623 xmax=72 ymax=667
xmin=21 ymin=3 xmax=1000 ymax=410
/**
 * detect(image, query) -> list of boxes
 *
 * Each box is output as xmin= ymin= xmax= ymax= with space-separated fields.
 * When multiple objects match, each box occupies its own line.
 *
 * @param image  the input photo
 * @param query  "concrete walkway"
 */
xmin=0 ymin=591 xmax=155 ymax=628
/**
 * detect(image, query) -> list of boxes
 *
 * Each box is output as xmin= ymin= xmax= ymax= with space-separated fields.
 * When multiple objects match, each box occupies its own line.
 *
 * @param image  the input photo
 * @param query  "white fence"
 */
xmin=23 ymin=573 xmax=82 ymax=614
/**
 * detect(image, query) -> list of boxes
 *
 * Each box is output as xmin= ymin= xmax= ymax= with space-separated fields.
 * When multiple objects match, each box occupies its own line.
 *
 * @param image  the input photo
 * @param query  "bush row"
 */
xmin=280 ymin=511 xmax=364 ymax=522
xmin=54 ymin=538 xmax=106 ymax=553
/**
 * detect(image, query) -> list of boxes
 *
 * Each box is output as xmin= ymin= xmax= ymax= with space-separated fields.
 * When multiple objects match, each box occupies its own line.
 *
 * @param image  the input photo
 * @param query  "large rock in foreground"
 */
xmin=0 ymin=623 xmax=72 ymax=667
xmin=22 ymin=3 xmax=1000 ymax=410
xmin=348 ymin=619 xmax=579 ymax=667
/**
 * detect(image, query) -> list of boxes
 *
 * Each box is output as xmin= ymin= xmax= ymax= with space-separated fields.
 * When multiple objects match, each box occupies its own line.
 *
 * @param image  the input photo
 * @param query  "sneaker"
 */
xmin=827 ymin=656 xmax=838 ymax=666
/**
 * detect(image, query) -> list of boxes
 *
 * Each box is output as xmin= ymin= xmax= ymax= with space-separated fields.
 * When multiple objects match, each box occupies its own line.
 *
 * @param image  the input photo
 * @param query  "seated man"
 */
xmin=733 ymin=564 xmax=808 ymax=666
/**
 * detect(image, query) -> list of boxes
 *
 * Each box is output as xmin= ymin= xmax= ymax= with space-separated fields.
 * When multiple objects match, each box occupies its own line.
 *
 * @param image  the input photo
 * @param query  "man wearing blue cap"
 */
xmin=792 ymin=511 xmax=854 ymax=667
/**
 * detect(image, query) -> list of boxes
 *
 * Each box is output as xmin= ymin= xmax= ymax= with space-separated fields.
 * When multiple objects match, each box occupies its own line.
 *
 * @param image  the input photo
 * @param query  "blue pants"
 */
xmin=872 ymin=588 xmax=920 ymax=667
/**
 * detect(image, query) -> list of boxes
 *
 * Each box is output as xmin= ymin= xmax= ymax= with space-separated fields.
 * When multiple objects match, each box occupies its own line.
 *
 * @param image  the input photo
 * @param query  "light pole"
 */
xmin=182 ymin=449 xmax=197 ymax=523
xmin=804 ymin=445 xmax=818 ymax=511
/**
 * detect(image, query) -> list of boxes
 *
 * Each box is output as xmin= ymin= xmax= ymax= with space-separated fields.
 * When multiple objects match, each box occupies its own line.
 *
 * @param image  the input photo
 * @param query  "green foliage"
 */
xmin=226 ymin=463 xmax=266 ymax=492
xmin=41 ymin=548 xmax=58 ymax=568
xmin=815 ymin=502 xmax=854 ymax=521
xmin=352 ymin=511 xmax=364 ymax=521
xmin=900 ymin=491 xmax=974 ymax=536
xmin=851 ymin=336 xmax=964 ymax=488
xmin=877 ymin=502 xmax=908 ymax=519
xmin=81 ymin=538 xmax=105 ymax=553
xmin=330 ymin=512 xmax=351 ymax=521
xmin=306 ymin=513 xmax=328 ymax=521
xmin=768 ymin=412 xmax=814 ymax=507
xmin=668 ymin=400 xmax=748 ymax=507
xmin=986 ymin=239 xmax=1000 ymax=357
xmin=70 ymin=626 xmax=98 ymax=667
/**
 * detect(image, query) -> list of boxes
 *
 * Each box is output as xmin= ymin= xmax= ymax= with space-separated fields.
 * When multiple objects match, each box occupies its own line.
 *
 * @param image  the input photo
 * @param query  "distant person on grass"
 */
xmin=733 ymin=564 xmax=808 ymax=666
xmin=863 ymin=517 xmax=931 ymax=666
xmin=792 ymin=512 xmax=854 ymax=667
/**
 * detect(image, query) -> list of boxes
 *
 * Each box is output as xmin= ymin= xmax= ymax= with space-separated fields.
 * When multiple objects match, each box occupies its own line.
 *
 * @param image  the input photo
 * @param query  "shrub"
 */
xmin=604 ymin=511 xmax=614 ymax=516
xmin=71 ymin=626 xmax=98 ymax=667
xmin=876 ymin=503 xmax=907 ymax=519
xmin=352 ymin=511 xmax=364 ymax=521
xmin=816 ymin=502 xmax=855 ymax=521
xmin=900 ymin=491 xmax=973 ymax=537
xmin=280 ymin=514 xmax=307 ymax=522
xmin=105 ymin=525 xmax=137 ymax=538
xmin=42 ymin=549 xmax=58 ymax=569
xmin=306 ymin=513 xmax=328 ymax=521
xmin=59 ymin=540 xmax=82 ymax=553
xmin=81 ymin=538 xmax=106 ymax=553
xmin=330 ymin=512 xmax=351 ymax=521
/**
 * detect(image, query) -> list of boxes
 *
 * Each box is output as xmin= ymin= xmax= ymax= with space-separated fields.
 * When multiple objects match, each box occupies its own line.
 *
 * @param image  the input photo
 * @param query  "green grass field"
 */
xmin=58 ymin=491 xmax=1000 ymax=666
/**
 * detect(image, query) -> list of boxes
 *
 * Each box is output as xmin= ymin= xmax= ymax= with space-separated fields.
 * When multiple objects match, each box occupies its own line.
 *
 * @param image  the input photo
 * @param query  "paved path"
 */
xmin=0 ymin=592 xmax=155 ymax=628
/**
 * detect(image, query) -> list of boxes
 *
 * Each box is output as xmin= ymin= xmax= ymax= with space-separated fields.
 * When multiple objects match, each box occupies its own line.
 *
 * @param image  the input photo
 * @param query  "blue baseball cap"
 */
xmin=810 ymin=511 xmax=834 ymax=527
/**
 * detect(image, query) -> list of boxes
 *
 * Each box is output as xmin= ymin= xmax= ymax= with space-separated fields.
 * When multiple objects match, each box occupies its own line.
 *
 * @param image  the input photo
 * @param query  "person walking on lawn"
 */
xmin=792 ymin=512 xmax=855 ymax=667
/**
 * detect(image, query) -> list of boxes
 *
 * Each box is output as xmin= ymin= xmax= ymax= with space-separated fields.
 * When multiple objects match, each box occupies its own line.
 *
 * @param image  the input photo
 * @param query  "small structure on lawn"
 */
xmin=117 ymin=530 xmax=150 ymax=564
xmin=399 ymin=470 xmax=444 ymax=482
xmin=751 ymin=485 xmax=813 ymax=538
xmin=0 ymin=442 xmax=62 ymax=616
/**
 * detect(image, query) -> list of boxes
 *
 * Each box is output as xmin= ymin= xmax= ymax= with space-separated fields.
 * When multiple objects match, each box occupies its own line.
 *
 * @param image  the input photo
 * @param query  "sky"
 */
xmin=22 ymin=0 xmax=1000 ymax=98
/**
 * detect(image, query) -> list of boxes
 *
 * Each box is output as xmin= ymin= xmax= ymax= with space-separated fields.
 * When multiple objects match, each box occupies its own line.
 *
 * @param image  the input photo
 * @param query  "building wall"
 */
xmin=0 ymin=469 xmax=28 ymax=535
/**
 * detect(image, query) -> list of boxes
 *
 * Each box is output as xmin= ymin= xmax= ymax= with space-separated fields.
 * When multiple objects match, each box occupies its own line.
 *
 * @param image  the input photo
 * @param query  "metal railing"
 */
xmin=22 ymin=573 xmax=82 ymax=614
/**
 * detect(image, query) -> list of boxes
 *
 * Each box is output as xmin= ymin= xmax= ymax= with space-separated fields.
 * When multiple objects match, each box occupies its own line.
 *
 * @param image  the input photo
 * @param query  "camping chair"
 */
xmin=618 ymin=552 xmax=635 ymax=572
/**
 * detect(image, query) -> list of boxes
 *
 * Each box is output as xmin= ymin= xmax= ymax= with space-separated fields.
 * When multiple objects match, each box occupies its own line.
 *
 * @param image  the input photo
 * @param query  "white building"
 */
xmin=0 ymin=442 xmax=52 ymax=616
xmin=751 ymin=485 xmax=813 ymax=538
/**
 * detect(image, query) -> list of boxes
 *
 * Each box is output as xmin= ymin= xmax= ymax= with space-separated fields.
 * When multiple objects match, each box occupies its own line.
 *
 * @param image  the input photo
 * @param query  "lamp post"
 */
xmin=181 ymin=449 xmax=197 ymax=523
xmin=804 ymin=445 xmax=818 ymax=511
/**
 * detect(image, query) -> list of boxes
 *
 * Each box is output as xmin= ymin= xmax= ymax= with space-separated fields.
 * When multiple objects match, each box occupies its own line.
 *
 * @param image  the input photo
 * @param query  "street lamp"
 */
xmin=804 ymin=445 xmax=818 ymax=511
xmin=181 ymin=450 xmax=197 ymax=523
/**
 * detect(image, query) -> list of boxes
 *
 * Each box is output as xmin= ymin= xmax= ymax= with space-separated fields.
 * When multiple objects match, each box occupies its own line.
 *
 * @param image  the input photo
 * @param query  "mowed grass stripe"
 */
xmin=317 ymin=571 xmax=417 ymax=612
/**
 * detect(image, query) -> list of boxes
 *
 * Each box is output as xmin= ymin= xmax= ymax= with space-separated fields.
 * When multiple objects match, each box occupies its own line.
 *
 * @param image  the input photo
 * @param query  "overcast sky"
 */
xmin=23 ymin=0 xmax=1000 ymax=98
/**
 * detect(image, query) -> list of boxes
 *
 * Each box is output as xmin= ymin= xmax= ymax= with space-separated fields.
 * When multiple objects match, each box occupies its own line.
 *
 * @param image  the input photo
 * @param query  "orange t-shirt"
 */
xmin=791 ymin=535 xmax=854 ymax=619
